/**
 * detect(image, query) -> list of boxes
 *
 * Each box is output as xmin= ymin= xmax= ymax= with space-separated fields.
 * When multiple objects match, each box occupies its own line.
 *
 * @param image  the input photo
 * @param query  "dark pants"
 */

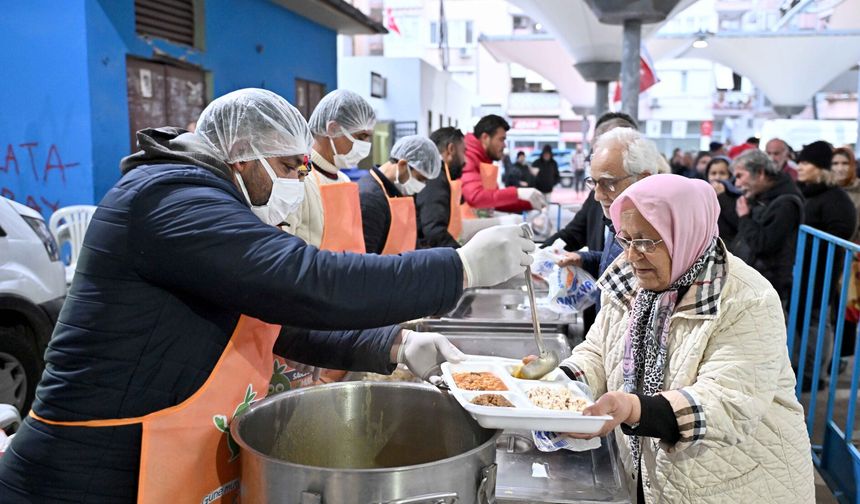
xmin=574 ymin=170 xmax=585 ymax=192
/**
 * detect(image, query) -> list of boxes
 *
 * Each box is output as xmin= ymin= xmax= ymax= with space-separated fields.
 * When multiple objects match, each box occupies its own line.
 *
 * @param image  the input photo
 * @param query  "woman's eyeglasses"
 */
xmin=584 ymin=174 xmax=636 ymax=192
xmin=615 ymin=234 xmax=664 ymax=254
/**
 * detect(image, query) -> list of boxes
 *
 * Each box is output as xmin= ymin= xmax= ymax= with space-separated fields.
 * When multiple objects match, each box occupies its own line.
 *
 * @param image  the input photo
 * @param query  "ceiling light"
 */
xmin=692 ymin=38 xmax=708 ymax=49
xmin=535 ymin=23 xmax=543 ymax=31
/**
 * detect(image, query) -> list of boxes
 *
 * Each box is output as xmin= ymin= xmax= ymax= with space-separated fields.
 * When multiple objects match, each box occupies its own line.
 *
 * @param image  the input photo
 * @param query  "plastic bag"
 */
xmin=532 ymin=381 xmax=600 ymax=452
xmin=531 ymin=243 xmax=599 ymax=313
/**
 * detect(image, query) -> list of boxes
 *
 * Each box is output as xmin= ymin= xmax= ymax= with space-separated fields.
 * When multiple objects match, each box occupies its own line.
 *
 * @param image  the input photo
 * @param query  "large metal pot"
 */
xmin=231 ymin=382 xmax=500 ymax=503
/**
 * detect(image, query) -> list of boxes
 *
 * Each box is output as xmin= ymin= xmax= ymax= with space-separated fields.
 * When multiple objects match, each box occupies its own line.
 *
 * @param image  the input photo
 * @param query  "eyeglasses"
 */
xmin=615 ymin=234 xmax=664 ymax=254
xmin=584 ymin=174 xmax=636 ymax=192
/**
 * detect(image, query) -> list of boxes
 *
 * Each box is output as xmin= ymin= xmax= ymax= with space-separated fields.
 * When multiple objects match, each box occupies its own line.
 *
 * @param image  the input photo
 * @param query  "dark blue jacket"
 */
xmin=0 ymin=162 xmax=463 ymax=502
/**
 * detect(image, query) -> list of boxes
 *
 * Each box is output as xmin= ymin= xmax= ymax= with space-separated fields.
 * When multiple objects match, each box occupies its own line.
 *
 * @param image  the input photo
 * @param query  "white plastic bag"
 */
xmin=531 ymin=244 xmax=599 ymax=314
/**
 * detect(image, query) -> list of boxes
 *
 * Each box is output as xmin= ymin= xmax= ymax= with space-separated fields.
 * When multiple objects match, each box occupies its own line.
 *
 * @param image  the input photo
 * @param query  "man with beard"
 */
xmin=416 ymin=127 xmax=468 ymax=248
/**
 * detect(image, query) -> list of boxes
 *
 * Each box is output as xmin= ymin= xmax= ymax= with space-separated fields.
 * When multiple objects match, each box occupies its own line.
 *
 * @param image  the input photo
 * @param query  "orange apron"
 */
xmin=315 ymin=171 xmax=366 ymax=253
xmin=30 ymin=315 xmax=279 ymax=504
xmin=445 ymin=163 xmax=463 ymax=241
xmin=271 ymin=170 xmax=364 ymax=389
xmin=371 ymin=170 xmax=417 ymax=255
xmin=460 ymin=162 xmax=499 ymax=219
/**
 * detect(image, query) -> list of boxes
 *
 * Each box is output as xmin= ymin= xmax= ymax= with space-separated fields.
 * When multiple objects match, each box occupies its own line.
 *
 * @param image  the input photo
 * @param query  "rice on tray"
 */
xmin=527 ymin=386 xmax=588 ymax=412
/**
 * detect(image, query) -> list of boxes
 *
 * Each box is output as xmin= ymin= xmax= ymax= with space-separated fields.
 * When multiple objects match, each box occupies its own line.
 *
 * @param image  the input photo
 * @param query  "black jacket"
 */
xmin=358 ymin=166 xmax=412 ymax=254
xmin=0 ymin=129 xmax=463 ymax=502
xmin=797 ymin=182 xmax=858 ymax=312
xmin=732 ymin=173 xmax=803 ymax=304
xmin=503 ymin=162 xmax=533 ymax=188
xmin=416 ymin=163 xmax=460 ymax=249
xmin=532 ymin=157 xmax=560 ymax=193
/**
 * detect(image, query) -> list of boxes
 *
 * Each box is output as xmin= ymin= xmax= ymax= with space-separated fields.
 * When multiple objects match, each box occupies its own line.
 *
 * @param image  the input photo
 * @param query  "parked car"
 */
xmin=526 ymin=149 xmax=574 ymax=188
xmin=0 ymin=197 xmax=66 ymax=414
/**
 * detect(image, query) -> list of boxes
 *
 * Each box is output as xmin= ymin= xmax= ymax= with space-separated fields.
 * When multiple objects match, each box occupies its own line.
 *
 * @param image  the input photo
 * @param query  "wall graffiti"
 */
xmin=0 ymin=141 xmax=80 ymax=216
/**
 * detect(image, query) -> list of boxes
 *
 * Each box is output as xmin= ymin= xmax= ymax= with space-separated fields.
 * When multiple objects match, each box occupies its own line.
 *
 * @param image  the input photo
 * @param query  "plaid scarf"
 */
xmin=600 ymin=238 xmax=725 ymax=470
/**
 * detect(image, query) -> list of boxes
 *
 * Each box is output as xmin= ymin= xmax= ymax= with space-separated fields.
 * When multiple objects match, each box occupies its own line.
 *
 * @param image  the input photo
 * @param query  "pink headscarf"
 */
xmin=609 ymin=174 xmax=720 ymax=284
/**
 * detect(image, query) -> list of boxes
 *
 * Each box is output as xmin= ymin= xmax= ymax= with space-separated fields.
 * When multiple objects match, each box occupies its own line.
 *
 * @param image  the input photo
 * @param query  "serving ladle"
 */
xmin=517 ymin=223 xmax=560 ymax=380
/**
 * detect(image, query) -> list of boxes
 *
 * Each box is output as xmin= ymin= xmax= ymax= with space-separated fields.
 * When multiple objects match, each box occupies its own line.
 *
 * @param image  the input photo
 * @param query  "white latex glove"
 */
xmin=517 ymin=188 xmax=547 ymax=210
xmin=457 ymin=224 xmax=535 ymax=288
xmin=394 ymin=330 xmax=466 ymax=380
xmin=497 ymin=213 xmax=524 ymax=226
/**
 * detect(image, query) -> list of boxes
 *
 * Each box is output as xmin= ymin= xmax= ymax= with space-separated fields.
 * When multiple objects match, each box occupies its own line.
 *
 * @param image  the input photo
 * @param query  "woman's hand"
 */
xmin=566 ymin=391 xmax=641 ymax=439
xmin=710 ymin=181 xmax=725 ymax=195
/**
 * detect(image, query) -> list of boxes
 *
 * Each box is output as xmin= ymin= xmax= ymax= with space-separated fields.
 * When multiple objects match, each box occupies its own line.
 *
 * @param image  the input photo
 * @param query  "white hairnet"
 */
xmin=195 ymin=88 xmax=312 ymax=163
xmin=307 ymin=89 xmax=376 ymax=138
xmin=391 ymin=135 xmax=442 ymax=179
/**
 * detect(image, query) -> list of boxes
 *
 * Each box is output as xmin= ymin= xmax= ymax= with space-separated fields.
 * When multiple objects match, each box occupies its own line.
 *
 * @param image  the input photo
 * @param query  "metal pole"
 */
xmin=621 ymin=19 xmax=642 ymax=122
xmin=595 ymin=81 xmax=609 ymax=119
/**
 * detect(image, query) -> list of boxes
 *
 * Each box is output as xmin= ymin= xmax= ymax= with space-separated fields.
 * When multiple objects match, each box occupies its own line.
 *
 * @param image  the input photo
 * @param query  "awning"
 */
xmin=272 ymin=0 xmax=387 ymax=35
xmin=480 ymin=35 xmax=595 ymax=108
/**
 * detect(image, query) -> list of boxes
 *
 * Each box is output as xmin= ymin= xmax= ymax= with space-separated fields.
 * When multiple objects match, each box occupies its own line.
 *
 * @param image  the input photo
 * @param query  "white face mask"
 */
xmin=330 ymin=128 xmax=372 ymax=169
xmin=235 ymin=157 xmax=305 ymax=226
xmin=395 ymin=166 xmax=426 ymax=196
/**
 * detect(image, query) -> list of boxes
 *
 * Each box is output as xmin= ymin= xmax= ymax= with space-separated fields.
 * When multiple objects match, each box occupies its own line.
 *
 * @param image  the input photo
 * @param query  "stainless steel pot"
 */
xmin=231 ymin=382 xmax=500 ymax=503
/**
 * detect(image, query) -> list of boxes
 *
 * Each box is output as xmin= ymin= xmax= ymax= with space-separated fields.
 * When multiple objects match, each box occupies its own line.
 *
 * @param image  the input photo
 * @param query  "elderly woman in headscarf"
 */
xmin=558 ymin=174 xmax=814 ymax=503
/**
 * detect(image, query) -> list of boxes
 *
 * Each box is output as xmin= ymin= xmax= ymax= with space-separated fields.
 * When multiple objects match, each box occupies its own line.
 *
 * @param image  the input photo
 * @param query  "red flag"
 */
xmin=613 ymin=45 xmax=659 ymax=102
xmin=386 ymin=8 xmax=401 ymax=35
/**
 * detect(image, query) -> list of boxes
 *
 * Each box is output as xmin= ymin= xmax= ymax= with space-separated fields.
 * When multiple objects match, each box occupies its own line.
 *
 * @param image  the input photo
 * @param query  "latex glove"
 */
xmin=457 ymin=224 xmax=535 ymax=288
xmin=517 ymin=188 xmax=547 ymax=210
xmin=394 ymin=330 xmax=466 ymax=380
xmin=497 ymin=213 xmax=524 ymax=226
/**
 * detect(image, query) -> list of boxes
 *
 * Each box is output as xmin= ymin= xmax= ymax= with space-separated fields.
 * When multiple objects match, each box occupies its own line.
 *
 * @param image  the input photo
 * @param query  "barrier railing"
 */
xmin=787 ymin=224 xmax=860 ymax=502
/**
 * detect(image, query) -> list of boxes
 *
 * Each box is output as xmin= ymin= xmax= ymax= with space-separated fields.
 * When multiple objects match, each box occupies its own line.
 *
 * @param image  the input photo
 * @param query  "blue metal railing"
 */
xmin=787 ymin=225 xmax=860 ymax=502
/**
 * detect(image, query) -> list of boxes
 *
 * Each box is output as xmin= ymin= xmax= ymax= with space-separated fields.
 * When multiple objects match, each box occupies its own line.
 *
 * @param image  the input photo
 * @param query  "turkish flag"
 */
xmin=386 ymin=8 xmax=401 ymax=35
xmin=613 ymin=45 xmax=659 ymax=102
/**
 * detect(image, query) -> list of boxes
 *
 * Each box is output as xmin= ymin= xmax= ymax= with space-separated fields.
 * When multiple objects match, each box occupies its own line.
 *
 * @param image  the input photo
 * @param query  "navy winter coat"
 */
xmin=0 ymin=157 xmax=463 ymax=502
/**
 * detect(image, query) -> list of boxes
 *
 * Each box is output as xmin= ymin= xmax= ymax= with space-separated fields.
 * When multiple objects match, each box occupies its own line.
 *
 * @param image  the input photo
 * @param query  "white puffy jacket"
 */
xmin=562 ymin=251 xmax=814 ymax=503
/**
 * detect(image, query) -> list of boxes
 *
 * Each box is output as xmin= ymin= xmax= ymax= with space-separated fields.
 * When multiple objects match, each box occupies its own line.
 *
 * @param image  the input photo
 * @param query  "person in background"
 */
xmin=669 ymin=147 xmax=686 ymax=175
xmin=558 ymin=174 xmax=814 ymax=502
xmin=503 ymin=150 xmax=534 ymax=188
xmin=358 ymin=135 xmax=441 ymax=255
xmin=285 ymin=89 xmax=375 ymax=249
xmin=572 ymin=144 xmax=587 ymax=193
xmin=705 ymin=156 xmax=741 ymax=247
xmin=533 ymin=144 xmax=561 ymax=197
xmin=709 ymin=141 xmax=726 ymax=157
xmin=766 ymin=138 xmax=799 ymax=181
xmin=728 ymin=136 xmax=759 ymax=159
xmin=681 ymin=151 xmax=694 ymax=173
xmin=731 ymin=149 xmax=803 ymax=308
xmin=685 ymin=151 xmax=711 ymax=179
xmin=416 ymin=127 xmax=466 ymax=249
xmin=794 ymin=141 xmax=857 ymax=390
xmin=461 ymin=114 xmax=546 ymax=212
xmin=829 ymin=146 xmax=860 ymax=369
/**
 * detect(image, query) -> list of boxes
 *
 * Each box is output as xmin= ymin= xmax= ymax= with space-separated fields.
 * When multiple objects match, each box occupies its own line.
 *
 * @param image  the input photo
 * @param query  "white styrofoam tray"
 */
xmin=440 ymin=358 xmax=612 ymax=433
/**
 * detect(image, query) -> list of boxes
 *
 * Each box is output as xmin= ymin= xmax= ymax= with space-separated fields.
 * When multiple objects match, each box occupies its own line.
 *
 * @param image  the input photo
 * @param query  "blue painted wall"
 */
xmin=0 ymin=2 xmax=95 ymax=216
xmin=1 ymin=0 xmax=338 ymax=217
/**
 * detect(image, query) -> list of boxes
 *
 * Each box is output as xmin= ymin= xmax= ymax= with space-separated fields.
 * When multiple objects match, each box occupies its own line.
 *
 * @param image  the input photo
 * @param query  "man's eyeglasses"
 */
xmin=584 ymin=174 xmax=636 ymax=192
xmin=615 ymin=234 xmax=664 ymax=254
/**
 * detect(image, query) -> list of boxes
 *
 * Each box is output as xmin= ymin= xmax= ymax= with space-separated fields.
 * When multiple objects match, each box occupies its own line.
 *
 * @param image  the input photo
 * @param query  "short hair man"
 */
xmin=461 ymin=114 xmax=546 ymax=212
xmin=732 ymin=148 xmax=803 ymax=305
xmin=765 ymin=138 xmax=799 ymax=181
xmin=414 ymin=127 xmax=466 ymax=249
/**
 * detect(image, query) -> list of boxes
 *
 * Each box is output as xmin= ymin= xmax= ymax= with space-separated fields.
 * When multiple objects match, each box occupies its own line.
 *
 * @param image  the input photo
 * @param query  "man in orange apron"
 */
xmin=461 ymin=114 xmax=547 ymax=213
xmin=0 ymin=89 xmax=539 ymax=503
xmin=283 ymin=89 xmax=374 ymax=250
xmin=358 ymin=135 xmax=442 ymax=255
xmin=415 ymin=127 xmax=467 ymax=249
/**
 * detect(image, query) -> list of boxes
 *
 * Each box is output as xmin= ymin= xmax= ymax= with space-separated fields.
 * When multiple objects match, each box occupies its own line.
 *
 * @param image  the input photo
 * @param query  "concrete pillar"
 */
xmin=595 ymin=81 xmax=610 ymax=118
xmin=772 ymin=105 xmax=806 ymax=118
xmin=574 ymin=61 xmax=621 ymax=121
xmin=621 ymin=19 xmax=642 ymax=122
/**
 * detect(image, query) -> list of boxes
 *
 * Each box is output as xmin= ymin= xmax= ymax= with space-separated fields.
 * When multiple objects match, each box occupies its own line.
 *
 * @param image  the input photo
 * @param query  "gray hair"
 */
xmin=732 ymin=149 xmax=779 ymax=177
xmin=592 ymin=127 xmax=669 ymax=176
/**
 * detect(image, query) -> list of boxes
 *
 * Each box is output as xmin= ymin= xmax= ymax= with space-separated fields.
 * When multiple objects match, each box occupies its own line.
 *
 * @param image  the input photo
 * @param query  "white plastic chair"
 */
xmin=48 ymin=205 xmax=97 ymax=285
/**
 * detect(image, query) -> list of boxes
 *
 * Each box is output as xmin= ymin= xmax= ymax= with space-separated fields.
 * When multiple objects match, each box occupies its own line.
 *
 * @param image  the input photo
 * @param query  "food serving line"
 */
xmin=230 ymin=250 xmax=631 ymax=503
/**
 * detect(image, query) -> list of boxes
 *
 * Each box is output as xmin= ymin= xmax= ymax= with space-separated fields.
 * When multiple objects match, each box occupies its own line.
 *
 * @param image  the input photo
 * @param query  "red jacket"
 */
xmin=461 ymin=133 xmax=531 ymax=212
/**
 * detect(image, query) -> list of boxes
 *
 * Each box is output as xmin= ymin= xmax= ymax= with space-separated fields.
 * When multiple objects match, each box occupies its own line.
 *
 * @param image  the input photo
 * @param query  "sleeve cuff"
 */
xmin=658 ymin=388 xmax=707 ymax=453
xmin=560 ymin=363 xmax=589 ymax=386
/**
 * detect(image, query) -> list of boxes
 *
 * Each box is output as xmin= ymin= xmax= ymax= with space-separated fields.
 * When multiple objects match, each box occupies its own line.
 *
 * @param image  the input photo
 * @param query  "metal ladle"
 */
xmin=517 ymin=223 xmax=560 ymax=380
